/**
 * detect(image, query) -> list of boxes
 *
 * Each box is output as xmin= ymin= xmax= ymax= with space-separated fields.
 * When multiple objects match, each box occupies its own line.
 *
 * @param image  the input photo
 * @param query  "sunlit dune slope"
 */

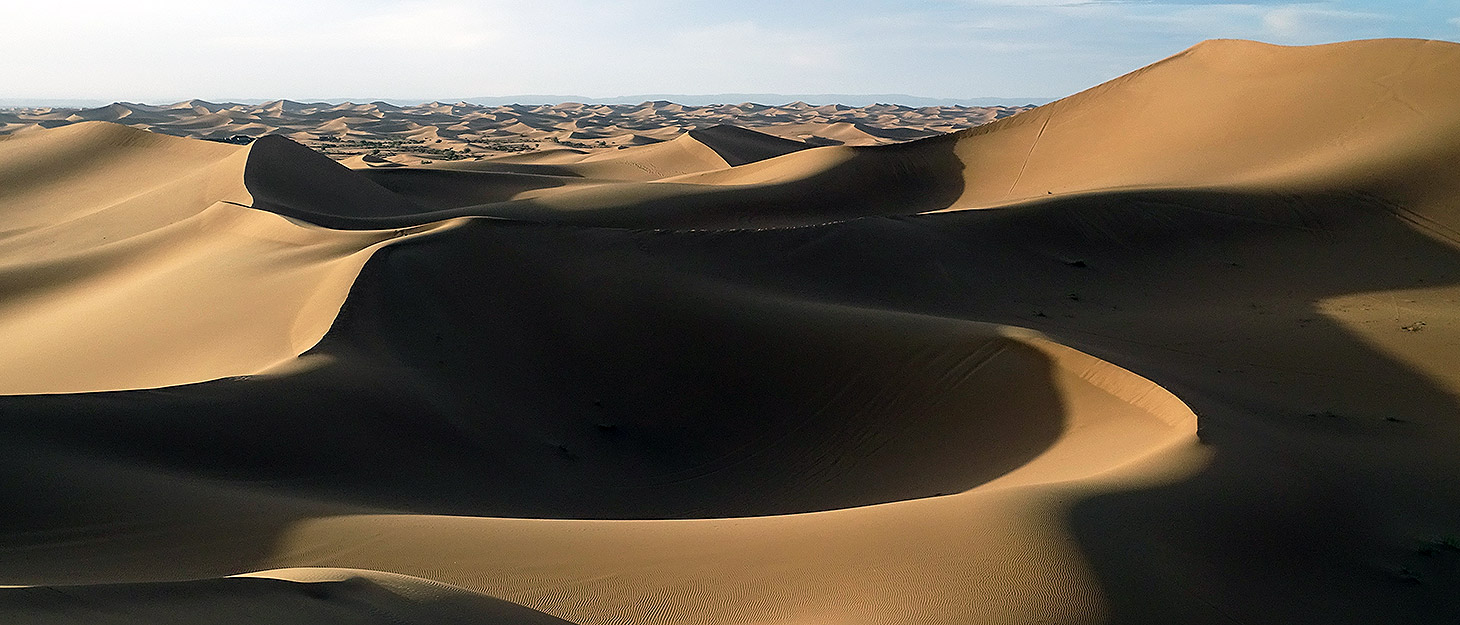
xmin=381 ymin=39 xmax=1460 ymax=230
xmin=0 ymin=123 xmax=444 ymax=393
xmin=1 ymin=38 xmax=1459 ymax=625
xmin=944 ymin=38 xmax=1460 ymax=207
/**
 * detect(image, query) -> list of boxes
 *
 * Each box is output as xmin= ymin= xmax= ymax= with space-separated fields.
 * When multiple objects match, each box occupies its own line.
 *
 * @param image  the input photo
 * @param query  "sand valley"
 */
xmin=1 ymin=38 xmax=1458 ymax=624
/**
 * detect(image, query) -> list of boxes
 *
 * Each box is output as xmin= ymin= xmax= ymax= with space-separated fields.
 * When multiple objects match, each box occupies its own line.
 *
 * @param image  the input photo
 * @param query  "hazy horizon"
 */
xmin=0 ymin=93 xmax=1052 ymax=109
xmin=4 ymin=0 xmax=1454 ymax=103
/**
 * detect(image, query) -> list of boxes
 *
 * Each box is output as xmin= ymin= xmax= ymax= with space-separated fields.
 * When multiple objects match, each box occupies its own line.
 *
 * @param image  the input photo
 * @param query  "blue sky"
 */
xmin=4 ymin=0 xmax=1456 ymax=101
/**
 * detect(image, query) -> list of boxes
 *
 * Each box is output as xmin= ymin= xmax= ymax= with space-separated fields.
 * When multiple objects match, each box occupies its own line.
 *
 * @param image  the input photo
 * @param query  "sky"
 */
xmin=3 ymin=0 xmax=1456 ymax=102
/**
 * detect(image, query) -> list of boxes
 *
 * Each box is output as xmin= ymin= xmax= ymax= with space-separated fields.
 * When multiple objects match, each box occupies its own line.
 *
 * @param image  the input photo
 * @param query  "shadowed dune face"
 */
xmin=354 ymin=168 xmax=574 ymax=209
xmin=447 ymin=135 xmax=969 ymax=229
xmin=234 ymin=131 xmax=969 ymax=230
xmin=684 ymin=124 xmax=808 ymax=166
xmin=532 ymin=185 xmax=1460 ymax=621
xmin=927 ymin=192 xmax=1460 ymax=623
xmin=0 ymin=219 xmax=1071 ymax=519
xmin=0 ymin=571 xmax=574 ymax=625
xmin=243 ymin=135 xmax=430 ymax=223
xmin=1 ymin=37 xmax=1459 ymax=625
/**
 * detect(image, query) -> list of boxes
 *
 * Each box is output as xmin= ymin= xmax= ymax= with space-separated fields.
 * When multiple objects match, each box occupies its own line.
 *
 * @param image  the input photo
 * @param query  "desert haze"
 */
xmin=1 ymin=38 xmax=1459 ymax=624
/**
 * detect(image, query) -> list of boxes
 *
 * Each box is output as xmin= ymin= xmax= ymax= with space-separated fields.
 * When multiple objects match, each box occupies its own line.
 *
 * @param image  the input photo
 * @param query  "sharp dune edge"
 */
xmin=0 ymin=39 xmax=1457 ymax=624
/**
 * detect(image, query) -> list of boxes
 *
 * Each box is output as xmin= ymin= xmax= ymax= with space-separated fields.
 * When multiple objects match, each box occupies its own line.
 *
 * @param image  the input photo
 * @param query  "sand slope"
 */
xmin=4 ymin=569 xmax=573 ymax=625
xmin=942 ymin=38 xmax=1460 ymax=207
xmin=0 ymin=123 xmax=448 ymax=393
xmin=1 ymin=38 xmax=1459 ymax=625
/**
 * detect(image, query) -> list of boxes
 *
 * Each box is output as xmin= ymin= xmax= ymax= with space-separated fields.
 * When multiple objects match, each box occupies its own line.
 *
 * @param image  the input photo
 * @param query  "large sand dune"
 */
xmin=1 ymin=39 xmax=1459 ymax=624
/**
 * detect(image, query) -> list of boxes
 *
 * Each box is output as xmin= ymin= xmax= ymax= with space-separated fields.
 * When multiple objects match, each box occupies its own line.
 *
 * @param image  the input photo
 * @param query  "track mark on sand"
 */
xmin=1006 ymin=115 xmax=1052 ymax=198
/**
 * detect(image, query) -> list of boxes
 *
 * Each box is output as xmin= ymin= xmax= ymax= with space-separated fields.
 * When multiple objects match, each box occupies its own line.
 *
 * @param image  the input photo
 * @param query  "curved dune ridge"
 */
xmin=943 ymin=38 xmax=1460 ymax=207
xmin=1 ymin=38 xmax=1459 ymax=624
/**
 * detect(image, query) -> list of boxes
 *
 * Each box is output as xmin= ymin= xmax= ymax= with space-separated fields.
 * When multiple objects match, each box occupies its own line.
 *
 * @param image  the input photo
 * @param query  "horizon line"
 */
xmin=1 ymin=93 xmax=1056 ymax=109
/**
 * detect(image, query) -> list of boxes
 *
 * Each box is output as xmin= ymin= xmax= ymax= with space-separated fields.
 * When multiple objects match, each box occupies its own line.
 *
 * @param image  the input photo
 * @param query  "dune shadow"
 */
xmin=0 ymin=131 xmax=1024 ymax=587
xmin=0 ymin=574 xmax=577 ymax=624
xmin=685 ymin=125 xmax=809 ymax=166
xmin=940 ymin=191 xmax=1460 ymax=624
xmin=446 ymin=184 xmax=1458 ymax=621
xmin=240 ymin=130 xmax=969 ymax=231
xmin=471 ymin=133 xmax=969 ymax=229
xmin=357 ymin=168 xmax=574 ymax=209
xmin=0 ymin=215 xmax=1066 ymax=522
xmin=11 ymin=158 xmax=1450 ymax=619
xmin=661 ymin=187 xmax=1460 ymax=624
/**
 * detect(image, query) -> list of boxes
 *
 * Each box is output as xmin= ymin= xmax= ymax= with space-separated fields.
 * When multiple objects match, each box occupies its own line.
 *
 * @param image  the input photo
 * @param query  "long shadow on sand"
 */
xmin=0 ymin=129 xmax=1002 ymax=528
xmin=651 ymin=187 xmax=1460 ymax=624
xmin=0 ymin=218 xmax=1068 ymax=521
xmin=242 ymin=132 xmax=970 ymax=230
xmin=4 ymin=173 xmax=1457 ymax=621
xmin=0 ymin=575 xmax=574 ymax=625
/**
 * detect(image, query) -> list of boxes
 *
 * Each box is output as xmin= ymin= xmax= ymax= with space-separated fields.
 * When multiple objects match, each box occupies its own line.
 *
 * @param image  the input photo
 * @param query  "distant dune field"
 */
xmin=1 ymin=39 xmax=1459 ymax=625
xmin=0 ymin=99 xmax=1032 ymax=164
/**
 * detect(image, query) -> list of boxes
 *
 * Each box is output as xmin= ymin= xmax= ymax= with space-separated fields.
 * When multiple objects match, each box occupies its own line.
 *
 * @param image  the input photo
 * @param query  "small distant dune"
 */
xmin=685 ymin=124 xmax=809 ymax=166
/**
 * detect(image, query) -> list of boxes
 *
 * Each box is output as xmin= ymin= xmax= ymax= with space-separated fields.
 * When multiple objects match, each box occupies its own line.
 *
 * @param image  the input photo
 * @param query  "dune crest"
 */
xmin=942 ymin=38 xmax=1460 ymax=206
xmin=2 ymin=38 xmax=1460 ymax=624
xmin=0 ymin=123 xmax=451 ymax=394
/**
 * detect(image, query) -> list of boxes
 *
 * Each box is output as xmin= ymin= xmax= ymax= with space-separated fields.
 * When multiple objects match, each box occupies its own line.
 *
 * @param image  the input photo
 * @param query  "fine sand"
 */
xmin=1 ymin=38 xmax=1458 ymax=624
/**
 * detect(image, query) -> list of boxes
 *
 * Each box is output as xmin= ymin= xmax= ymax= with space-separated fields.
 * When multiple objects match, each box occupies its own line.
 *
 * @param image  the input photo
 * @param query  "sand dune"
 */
xmin=0 ymin=99 xmax=1029 ymax=165
xmin=2 ymin=38 xmax=1459 ymax=624
xmin=3 ymin=569 xmax=573 ymax=625
xmin=942 ymin=38 xmax=1460 ymax=207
